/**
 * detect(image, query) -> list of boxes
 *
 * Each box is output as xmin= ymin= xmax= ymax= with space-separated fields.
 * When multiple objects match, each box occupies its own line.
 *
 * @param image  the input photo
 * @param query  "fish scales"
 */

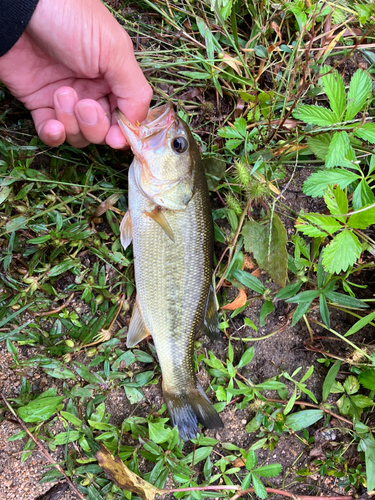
xmin=116 ymin=104 xmax=223 ymax=440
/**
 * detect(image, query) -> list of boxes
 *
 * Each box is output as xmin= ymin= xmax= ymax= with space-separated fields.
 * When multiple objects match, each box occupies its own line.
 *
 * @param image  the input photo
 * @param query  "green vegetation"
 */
xmin=1 ymin=0 xmax=375 ymax=499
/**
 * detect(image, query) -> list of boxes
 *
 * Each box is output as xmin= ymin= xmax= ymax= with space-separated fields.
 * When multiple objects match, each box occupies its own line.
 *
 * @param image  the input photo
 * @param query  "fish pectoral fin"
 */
xmin=126 ymin=301 xmax=151 ymax=348
xmin=120 ymin=210 xmax=133 ymax=250
xmin=201 ymin=285 xmax=221 ymax=341
xmin=144 ymin=207 xmax=175 ymax=242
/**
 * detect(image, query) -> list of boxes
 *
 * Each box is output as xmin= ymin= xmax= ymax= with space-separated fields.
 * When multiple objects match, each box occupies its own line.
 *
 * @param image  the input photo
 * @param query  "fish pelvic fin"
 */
xmin=144 ymin=206 xmax=175 ymax=242
xmin=201 ymin=285 xmax=221 ymax=341
xmin=163 ymin=382 xmax=223 ymax=441
xmin=126 ymin=300 xmax=151 ymax=347
xmin=120 ymin=210 xmax=133 ymax=250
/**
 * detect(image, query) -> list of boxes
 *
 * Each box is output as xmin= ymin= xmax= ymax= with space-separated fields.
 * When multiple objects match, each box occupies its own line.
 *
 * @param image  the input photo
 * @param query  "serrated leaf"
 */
xmin=352 ymin=180 xmax=375 ymax=212
xmin=343 ymin=375 xmax=359 ymax=395
xmin=253 ymin=463 xmax=282 ymax=478
xmin=149 ymin=422 xmax=171 ymax=444
xmin=322 ymin=230 xmax=362 ymax=273
xmin=323 ymin=185 xmax=348 ymax=222
xmin=345 ymin=69 xmax=372 ymax=120
xmin=307 ymin=133 xmax=332 ymax=160
xmin=348 ymin=205 xmax=375 ymax=229
xmin=325 ymin=132 xmax=350 ymax=168
xmin=355 ymin=123 xmax=375 ymax=145
xmin=245 ymin=450 xmax=257 ymax=470
xmin=285 ymin=409 xmax=324 ymax=431
xmin=322 ymin=361 xmax=341 ymax=402
xmin=321 ymin=70 xmax=346 ymax=119
xmin=251 ymin=474 xmax=267 ymax=499
xmin=358 ymin=369 xmax=375 ymax=391
xmin=296 ymin=214 xmax=341 ymax=237
xmin=303 ymin=169 xmax=359 ymax=197
xmin=293 ymin=105 xmax=337 ymax=126
xmin=241 ymin=213 xmax=288 ymax=287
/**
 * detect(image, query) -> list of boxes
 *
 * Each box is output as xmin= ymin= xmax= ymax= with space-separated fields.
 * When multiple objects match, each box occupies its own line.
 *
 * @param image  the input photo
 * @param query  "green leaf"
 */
xmin=319 ymin=295 xmax=330 ymax=328
xmin=17 ymin=394 xmax=64 ymax=423
xmin=0 ymin=185 xmax=12 ymax=205
xmin=276 ymin=282 xmax=303 ymax=300
xmin=180 ymin=70 xmax=211 ymax=80
xmin=284 ymin=387 xmax=297 ymax=415
xmin=232 ymin=270 xmax=265 ymax=294
xmin=293 ymin=105 xmax=337 ymax=126
xmin=351 ymin=394 xmax=374 ymax=408
xmin=348 ymin=205 xmax=375 ymax=229
xmin=245 ymin=450 xmax=257 ymax=470
xmin=323 ymin=185 xmax=348 ymax=222
xmin=345 ymin=70 xmax=372 ymax=120
xmin=291 ymin=300 xmax=314 ymax=326
xmin=345 ymin=311 xmax=375 ymax=336
xmin=184 ymin=447 xmax=213 ymax=464
xmin=343 ymin=375 xmax=359 ymax=395
xmin=286 ymin=290 xmax=319 ymax=303
xmin=60 ymin=411 xmax=82 ymax=427
xmin=307 ymin=133 xmax=332 ymax=160
xmin=259 ymin=300 xmax=275 ymax=327
xmin=149 ymin=422 xmax=171 ymax=444
xmin=322 ymin=361 xmax=341 ymax=402
xmin=321 ymin=69 xmax=346 ymax=119
xmin=251 ymin=474 xmax=267 ymax=499
xmin=54 ymin=430 xmax=81 ymax=445
xmin=325 ymin=290 xmax=368 ymax=309
xmin=242 ymin=214 xmax=288 ymax=287
xmin=322 ymin=230 xmax=362 ymax=273
xmin=255 ymin=381 xmax=286 ymax=391
xmin=355 ymin=122 xmax=375 ymax=144
xmin=238 ymin=347 xmax=255 ymax=369
xmin=358 ymin=369 xmax=375 ymax=391
xmin=352 ymin=180 xmax=375 ymax=212
xmin=49 ymin=259 xmax=80 ymax=277
xmin=363 ymin=434 xmax=375 ymax=492
xmin=253 ymin=463 xmax=282 ymax=478
xmin=285 ymin=409 xmax=324 ymax=431
xmin=296 ymin=214 xmax=342 ymax=237
xmin=325 ymin=132 xmax=350 ymax=168
xmin=303 ymin=169 xmax=359 ymax=197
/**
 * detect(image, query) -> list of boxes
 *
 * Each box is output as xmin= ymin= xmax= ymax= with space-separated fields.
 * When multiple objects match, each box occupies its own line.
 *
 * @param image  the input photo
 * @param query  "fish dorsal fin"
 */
xmin=201 ymin=285 xmax=221 ymax=340
xmin=120 ymin=211 xmax=133 ymax=250
xmin=144 ymin=207 xmax=175 ymax=242
xmin=126 ymin=301 xmax=151 ymax=348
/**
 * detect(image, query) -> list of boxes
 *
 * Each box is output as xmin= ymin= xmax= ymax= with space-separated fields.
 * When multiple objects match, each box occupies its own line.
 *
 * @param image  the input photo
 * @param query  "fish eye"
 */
xmin=171 ymin=136 xmax=188 ymax=154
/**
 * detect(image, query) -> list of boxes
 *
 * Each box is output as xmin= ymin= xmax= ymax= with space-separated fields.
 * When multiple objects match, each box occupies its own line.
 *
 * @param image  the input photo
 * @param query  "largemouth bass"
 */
xmin=116 ymin=104 xmax=223 ymax=440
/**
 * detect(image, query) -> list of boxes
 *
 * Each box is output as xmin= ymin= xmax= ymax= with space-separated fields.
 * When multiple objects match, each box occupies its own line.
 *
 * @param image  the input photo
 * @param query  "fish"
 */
xmin=116 ymin=103 xmax=223 ymax=440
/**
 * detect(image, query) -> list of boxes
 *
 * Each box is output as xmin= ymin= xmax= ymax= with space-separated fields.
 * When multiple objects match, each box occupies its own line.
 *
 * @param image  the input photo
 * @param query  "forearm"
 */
xmin=0 ymin=0 xmax=39 ymax=57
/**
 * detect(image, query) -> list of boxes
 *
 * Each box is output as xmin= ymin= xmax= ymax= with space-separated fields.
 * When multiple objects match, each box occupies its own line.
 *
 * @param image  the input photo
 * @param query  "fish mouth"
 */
xmin=115 ymin=103 xmax=174 ymax=141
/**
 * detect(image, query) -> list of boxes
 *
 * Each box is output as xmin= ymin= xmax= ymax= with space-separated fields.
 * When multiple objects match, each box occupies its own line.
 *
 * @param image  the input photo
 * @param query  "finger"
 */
xmin=31 ymin=108 xmax=66 ymax=147
xmin=105 ymin=125 xmax=128 ymax=149
xmin=75 ymin=99 xmax=111 ymax=144
xmin=102 ymin=32 xmax=153 ymax=124
xmin=54 ymin=87 xmax=89 ymax=148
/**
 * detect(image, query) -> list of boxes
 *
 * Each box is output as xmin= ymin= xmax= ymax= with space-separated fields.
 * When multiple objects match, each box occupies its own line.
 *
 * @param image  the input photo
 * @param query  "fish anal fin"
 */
xmin=201 ymin=285 xmax=221 ymax=341
xmin=163 ymin=382 xmax=223 ymax=441
xmin=144 ymin=207 xmax=175 ymax=242
xmin=126 ymin=301 xmax=151 ymax=348
xmin=120 ymin=211 xmax=133 ymax=250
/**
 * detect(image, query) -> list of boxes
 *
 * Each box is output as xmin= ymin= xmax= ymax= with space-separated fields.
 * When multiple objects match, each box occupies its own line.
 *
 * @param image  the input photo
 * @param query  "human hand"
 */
xmin=0 ymin=0 xmax=152 ymax=148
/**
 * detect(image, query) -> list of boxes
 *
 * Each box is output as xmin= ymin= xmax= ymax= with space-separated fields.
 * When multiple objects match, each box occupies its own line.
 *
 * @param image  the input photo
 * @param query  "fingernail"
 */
xmin=77 ymin=104 xmax=98 ymax=126
xmin=56 ymin=91 xmax=75 ymax=114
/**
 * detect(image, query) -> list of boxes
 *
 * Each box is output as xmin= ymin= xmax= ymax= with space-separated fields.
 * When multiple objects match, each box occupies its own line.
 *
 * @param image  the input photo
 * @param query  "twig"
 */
xmin=0 ymin=394 xmax=87 ymax=500
xmin=30 ymin=293 xmax=75 ymax=317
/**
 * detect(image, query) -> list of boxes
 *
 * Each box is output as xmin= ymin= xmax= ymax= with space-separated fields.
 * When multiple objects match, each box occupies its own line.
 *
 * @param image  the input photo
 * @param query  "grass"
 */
xmin=1 ymin=0 xmax=375 ymax=499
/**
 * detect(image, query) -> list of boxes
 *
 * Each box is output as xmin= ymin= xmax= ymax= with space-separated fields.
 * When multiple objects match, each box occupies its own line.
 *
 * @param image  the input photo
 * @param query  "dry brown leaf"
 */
xmin=232 ymin=458 xmax=246 ymax=467
xmin=222 ymin=288 xmax=247 ymax=310
xmin=220 ymin=53 xmax=243 ymax=75
xmin=323 ymin=28 xmax=347 ymax=58
xmin=251 ymin=268 xmax=261 ymax=278
xmin=96 ymin=444 xmax=164 ymax=500
xmin=271 ymin=22 xmax=282 ymax=41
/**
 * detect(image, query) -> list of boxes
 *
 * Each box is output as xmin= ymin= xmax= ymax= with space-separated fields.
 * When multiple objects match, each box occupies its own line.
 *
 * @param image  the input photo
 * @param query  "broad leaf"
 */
xmin=251 ymin=474 xmax=267 ymax=499
xmin=322 ymin=361 xmax=341 ymax=402
xmin=322 ymin=230 xmax=362 ymax=273
xmin=242 ymin=213 xmax=288 ymax=287
xmin=324 ymin=291 xmax=368 ymax=309
xmin=18 ymin=394 xmax=64 ymax=423
xmin=358 ymin=369 xmax=375 ymax=391
xmin=296 ymin=214 xmax=342 ymax=237
xmin=348 ymin=205 xmax=375 ymax=229
xmin=352 ymin=180 xmax=375 ymax=212
xmin=323 ymin=185 xmax=348 ymax=222
xmin=307 ymin=133 xmax=331 ymax=160
xmin=345 ymin=69 xmax=372 ymax=120
xmin=232 ymin=269 xmax=266 ymax=294
xmin=321 ymin=69 xmax=346 ymax=120
xmin=293 ymin=105 xmax=336 ymax=126
xmin=302 ymin=169 xmax=359 ymax=197
xmin=203 ymin=156 xmax=226 ymax=191
xmin=253 ymin=463 xmax=282 ymax=478
xmin=285 ymin=409 xmax=324 ymax=431
xmin=355 ymin=122 xmax=375 ymax=144
xmin=259 ymin=300 xmax=275 ymax=327
xmin=325 ymin=132 xmax=350 ymax=168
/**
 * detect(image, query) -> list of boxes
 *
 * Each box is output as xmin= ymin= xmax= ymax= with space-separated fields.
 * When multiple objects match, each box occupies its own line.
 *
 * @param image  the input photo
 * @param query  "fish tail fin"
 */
xmin=163 ymin=382 xmax=223 ymax=440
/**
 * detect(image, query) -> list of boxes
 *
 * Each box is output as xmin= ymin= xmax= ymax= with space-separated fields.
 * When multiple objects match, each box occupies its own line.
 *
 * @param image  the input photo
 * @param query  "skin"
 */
xmin=0 ymin=0 xmax=152 ymax=148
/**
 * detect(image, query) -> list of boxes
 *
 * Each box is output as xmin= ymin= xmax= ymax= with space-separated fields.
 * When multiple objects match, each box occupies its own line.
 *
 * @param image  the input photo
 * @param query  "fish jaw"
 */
xmin=115 ymin=105 xmax=195 ymax=210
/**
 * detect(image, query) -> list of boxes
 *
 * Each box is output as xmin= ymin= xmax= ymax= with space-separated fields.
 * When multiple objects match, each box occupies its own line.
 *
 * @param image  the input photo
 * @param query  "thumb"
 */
xmin=103 ymin=31 xmax=153 ymax=124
